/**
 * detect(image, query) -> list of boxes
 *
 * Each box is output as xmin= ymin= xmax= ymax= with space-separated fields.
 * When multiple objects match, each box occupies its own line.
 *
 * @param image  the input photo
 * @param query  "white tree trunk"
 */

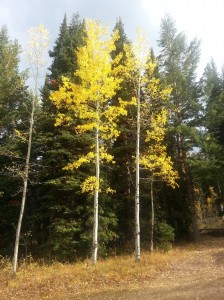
xmin=135 ymin=84 xmax=141 ymax=262
xmin=150 ymin=177 xmax=154 ymax=252
xmin=12 ymin=99 xmax=35 ymax=275
xmin=92 ymin=102 xmax=100 ymax=265
xmin=12 ymin=25 xmax=49 ymax=275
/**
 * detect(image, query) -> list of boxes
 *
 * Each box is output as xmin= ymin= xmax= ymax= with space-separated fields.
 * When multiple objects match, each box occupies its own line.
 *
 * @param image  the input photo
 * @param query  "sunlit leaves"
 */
xmin=140 ymin=108 xmax=179 ymax=188
xmin=27 ymin=24 xmax=50 ymax=68
xmin=50 ymin=19 xmax=128 ymax=194
xmin=81 ymin=176 xmax=98 ymax=193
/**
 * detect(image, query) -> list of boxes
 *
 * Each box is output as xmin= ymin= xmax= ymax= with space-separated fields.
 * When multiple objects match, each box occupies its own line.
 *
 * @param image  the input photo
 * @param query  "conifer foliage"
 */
xmin=50 ymin=19 xmax=128 ymax=264
xmin=1 ymin=13 xmax=223 ymax=267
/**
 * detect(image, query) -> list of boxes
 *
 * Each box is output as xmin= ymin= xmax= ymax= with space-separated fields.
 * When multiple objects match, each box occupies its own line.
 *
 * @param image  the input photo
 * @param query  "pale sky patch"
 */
xmin=142 ymin=0 xmax=224 ymax=74
xmin=0 ymin=0 xmax=223 ymax=83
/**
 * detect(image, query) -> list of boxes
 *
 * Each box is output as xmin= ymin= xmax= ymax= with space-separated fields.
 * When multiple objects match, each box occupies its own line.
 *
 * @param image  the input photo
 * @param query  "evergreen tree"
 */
xmin=203 ymin=60 xmax=224 ymax=143
xmin=50 ymin=19 xmax=128 ymax=264
xmin=0 ymin=26 xmax=27 ymax=150
xmin=158 ymin=15 xmax=201 ymax=241
xmin=0 ymin=26 xmax=30 ymax=256
xmin=110 ymin=18 xmax=136 ymax=248
xmin=194 ymin=60 xmax=224 ymax=210
xmin=48 ymin=14 xmax=69 ymax=79
xmin=49 ymin=13 xmax=85 ymax=80
xmin=33 ymin=14 xmax=88 ymax=260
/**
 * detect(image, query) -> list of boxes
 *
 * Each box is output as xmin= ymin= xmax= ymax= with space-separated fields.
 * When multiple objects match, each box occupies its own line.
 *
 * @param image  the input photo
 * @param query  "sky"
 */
xmin=0 ymin=0 xmax=224 ymax=84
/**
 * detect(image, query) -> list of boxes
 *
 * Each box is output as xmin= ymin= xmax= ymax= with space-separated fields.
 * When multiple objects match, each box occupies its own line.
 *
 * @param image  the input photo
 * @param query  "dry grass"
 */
xmin=0 ymin=247 xmax=189 ymax=300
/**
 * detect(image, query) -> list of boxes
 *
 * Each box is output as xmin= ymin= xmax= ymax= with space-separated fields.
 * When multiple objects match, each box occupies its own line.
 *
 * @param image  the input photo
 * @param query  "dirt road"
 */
xmin=89 ymin=233 xmax=224 ymax=300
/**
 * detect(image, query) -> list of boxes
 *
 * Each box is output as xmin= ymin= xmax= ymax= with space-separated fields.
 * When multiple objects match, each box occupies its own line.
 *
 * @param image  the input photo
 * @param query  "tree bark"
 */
xmin=182 ymin=149 xmax=199 ymax=242
xmin=12 ymin=25 xmax=49 ymax=275
xmin=150 ymin=177 xmax=154 ymax=252
xmin=12 ymin=97 xmax=35 ymax=275
xmin=135 ymin=82 xmax=141 ymax=262
xmin=186 ymin=170 xmax=200 ymax=242
xmin=92 ymin=101 xmax=100 ymax=265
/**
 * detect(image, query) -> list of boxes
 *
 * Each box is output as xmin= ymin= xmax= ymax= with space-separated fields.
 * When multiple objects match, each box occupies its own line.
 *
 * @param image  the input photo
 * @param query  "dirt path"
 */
xmin=88 ymin=234 xmax=224 ymax=300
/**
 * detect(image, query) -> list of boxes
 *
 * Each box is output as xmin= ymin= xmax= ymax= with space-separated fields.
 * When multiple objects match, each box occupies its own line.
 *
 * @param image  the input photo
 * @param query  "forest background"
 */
xmin=1 ymin=1 xmax=224 ymax=267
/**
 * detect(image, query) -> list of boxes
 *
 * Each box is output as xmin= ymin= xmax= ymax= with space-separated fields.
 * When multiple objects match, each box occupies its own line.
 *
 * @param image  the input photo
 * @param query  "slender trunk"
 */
xmin=92 ymin=101 xmax=100 ymax=265
xmin=135 ymin=82 xmax=141 ymax=262
xmin=182 ymin=149 xmax=199 ymax=242
xmin=150 ymin=176 xmax=154 ymax=252
xmin=187 ymin=171 xmax=200 ymax=241
xmin=12 ymin=25 xmax=48 ymax=274
xmin=12 ymin=98 xmax=35 ymax=275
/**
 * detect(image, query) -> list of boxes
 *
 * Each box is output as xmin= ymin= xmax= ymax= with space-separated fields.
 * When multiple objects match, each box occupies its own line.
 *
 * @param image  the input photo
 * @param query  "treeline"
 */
xmin=0 ymin=13 xmax=224 ymax=264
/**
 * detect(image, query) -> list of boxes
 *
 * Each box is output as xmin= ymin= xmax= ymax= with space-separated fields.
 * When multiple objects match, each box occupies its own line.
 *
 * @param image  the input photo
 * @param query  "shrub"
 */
xmin=155 ymin=222 xmax=175 ymax=252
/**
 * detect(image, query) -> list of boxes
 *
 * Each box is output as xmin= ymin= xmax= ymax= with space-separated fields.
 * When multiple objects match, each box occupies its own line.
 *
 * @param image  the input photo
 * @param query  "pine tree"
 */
xmin=0 ymin=26 xmax=30 ymax=256
xmin=49 ymin=13 xmax=85 ymax=80
xmin=203 ymin=60 xmax=224 ymax=143
xmin=48 ymin=14 xmax=69 ymax=79
xmin=50 ymin=19 xmax=128 ymax=264
xmin=158 ymin=15 xmax=201 ymax=241
xmin=34 ymin=14 xmax=88 ymax=260
xmin=110 ymin=18 xmax=135 ymax=247
xmin=0 ymin=26 xmax=27 ymax=150
xmin=194 ymin=60 xmax=224 ymax=211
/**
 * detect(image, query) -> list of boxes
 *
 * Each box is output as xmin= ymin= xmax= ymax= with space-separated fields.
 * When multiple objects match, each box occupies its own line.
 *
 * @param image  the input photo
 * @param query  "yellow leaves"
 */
xmin=50 ymin=19 xmax=176 ymax=197
xmin=49 ymin=19 xmax=129 ymax=197
xmin=140 ymin=152 xmax=178 ymax=188
xmin=105 ymin=187 xmax=116 ymax=194
xmin=80 ymin=177 xmax=116 ymax=194
xmin=76 ymin=122 xmax=96 ymax=133
xmin=81 ymin=176 xmax=99 ymax=193
xmin=27 ymin=24 xmax=50 ymax=67
xmin=50 ymin=19 xmax=126 ymax=134
xmin=124 ymin=28 xmax=149 ymax=77
xmin=100 ymin=150 xmax=114 ymax=163
xmin=140 ymin=107 xmax=179 ymax=188
xmin=207 ymin=186 xmax=218 ymax=214
xmin=160 ymin=85 xmax=172 ymax=100
xmin=63 ymin=147 xmax=114 ymax=171
xmin=145 ymin=108 xmax=167 ymax=143
xmin=63 ymin=152 xmax=95 ymax=170
xmin=75 ymin=19 xmax=121 ymax=93
xmin=14 ymin=129 xmax=27 ymax=142
xmin=50 ymin=76 xmax=81 ymax=112
xmin=54 ymin=113 xmax=72 ymax=127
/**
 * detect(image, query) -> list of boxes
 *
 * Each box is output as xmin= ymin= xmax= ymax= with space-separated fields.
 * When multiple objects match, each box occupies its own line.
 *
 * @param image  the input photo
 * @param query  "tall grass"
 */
xmin=0 ymin=247 xmax=187 ymax=300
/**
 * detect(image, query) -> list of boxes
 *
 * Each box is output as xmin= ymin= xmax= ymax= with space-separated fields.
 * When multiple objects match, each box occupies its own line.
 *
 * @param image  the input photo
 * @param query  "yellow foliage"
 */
xmin=27 ymin=24 xmax=50 ymax=68
xmin=140 ymin=108 xmax=179 ymax=188
xmin=81 ymin=176 xmax=99 ymax=193
xmin=100 ymin=149 xmax=114 ymax=163
xmin=207 ymin=186 xmax=218 ymax=214
xmin=14 ymin=129 xmax=28 ymax=142
xmin=63 ymin=152 xmax=95 ymax=170
xmin=105 ymin=187 xmax=116 ymax=194
xmin=50 ymin=19 xmax=129 ymax=195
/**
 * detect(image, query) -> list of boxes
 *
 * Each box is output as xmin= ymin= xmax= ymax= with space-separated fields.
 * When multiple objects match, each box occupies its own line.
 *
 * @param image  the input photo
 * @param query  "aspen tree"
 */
xmin=124 ymin=29 xmax=157 ymax=262
xmin=51 ymin=19 xmax=127 ymax=265
xmin=12 ymin=25 xmax=49 ymax=275
xmin=124 ymin=29 xmax=177 ymax=259
xmin=140 ymin=108 xmax=178 ymax=251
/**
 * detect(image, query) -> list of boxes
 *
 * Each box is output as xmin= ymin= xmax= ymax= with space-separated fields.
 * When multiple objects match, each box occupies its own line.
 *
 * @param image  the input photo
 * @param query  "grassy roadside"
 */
xmin=0 ymin=246 xmax=190 ymax=300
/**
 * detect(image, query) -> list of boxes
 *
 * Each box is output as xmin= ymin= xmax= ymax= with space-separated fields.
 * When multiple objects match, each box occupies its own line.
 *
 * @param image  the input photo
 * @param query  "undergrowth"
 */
xmin=0 ymin=247 xmax=188 ymax=300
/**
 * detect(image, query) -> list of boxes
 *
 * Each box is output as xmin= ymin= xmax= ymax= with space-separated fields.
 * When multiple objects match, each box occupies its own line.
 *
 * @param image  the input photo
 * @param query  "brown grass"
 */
xmin=0 ymin=247 xmax=191 ymax=300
